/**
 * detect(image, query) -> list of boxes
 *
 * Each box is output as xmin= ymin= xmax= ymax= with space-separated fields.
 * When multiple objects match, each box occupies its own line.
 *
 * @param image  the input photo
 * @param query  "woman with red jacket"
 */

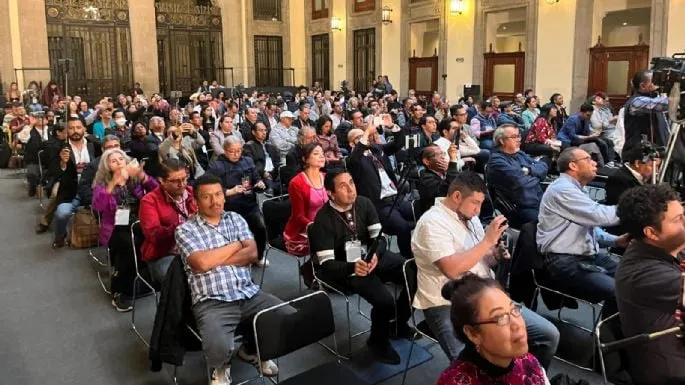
xmin=139 ymin=159 xmax=198 ymax=284
xmin=523 ymin=103 xmax=561 ymax=158
xmin=283 ymin=143 xmax=328 ymax=256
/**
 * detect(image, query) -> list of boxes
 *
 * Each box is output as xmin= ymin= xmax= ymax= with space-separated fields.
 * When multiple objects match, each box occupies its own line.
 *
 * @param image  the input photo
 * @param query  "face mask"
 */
xmin=115 ymin=118 xmax=127 ymax=127
xmin=32 ymin=98 xmax=38 ymax=104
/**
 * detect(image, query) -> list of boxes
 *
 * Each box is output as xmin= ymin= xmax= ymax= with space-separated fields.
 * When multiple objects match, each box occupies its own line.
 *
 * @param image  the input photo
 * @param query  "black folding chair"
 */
xmin=252 ymin=291 xmax=370 ymax=385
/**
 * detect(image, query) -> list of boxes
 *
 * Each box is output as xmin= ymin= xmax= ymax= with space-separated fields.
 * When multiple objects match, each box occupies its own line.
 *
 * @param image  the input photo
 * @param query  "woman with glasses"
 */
xmin=437 ymin=274 xmax=550 ymax=385
xmin=92 ymin=148 xmax=158 ymax=312
xmin=315 ymin=115 xmax=343 ymax=168
xmin=524 ymin=103 xmax=561 ymax=159
xmin=159 ymin=122 xmax=206 ymax=181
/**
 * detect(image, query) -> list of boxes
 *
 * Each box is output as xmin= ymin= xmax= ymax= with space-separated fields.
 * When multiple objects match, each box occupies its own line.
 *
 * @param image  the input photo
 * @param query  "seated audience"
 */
xmin=38 ymin=144 xmax=77 ymax=248
xmin=159 ymin=123 xmax=206 ymax=180
xmin=524 ymin=103 xmax=561 ymax=158
xmin=309 ymin=170 xmax=412 ymax=364
xmin=24 ymin=115 xmax=49 ymax=197
xmin=92 ymin=148 xmax=158 ymax=311
xmin=433 ymin=118 xmax=476 ymax=171
xmin=496 ymin=101 xmax=525 ymax=130
xmin=417 ymin=144 xmax=459 ymax=216
xmin=315 ymin=115 xmax=343 ymax=167
xmin=347 ymin=122 xmax=415 ymax=258
xmin=469 ymin=101 xmax=497 ymax=150
xmin=270 ymin=110 xmax=298 ymax=165
xmin=283 ymin=143 xmax=328 ymax=256
xmin=605 ymin=145 xmax=661 ymax=206
xmin=412 ymin=172 xmax=559 ymax=368
xmin=239 ymin=107 xmax=260 ymax=142
xmin=175 ymin=175 xmax=286 ymax=385
xmin=550 ymin=93 xmax=569 ymax=131
xmin=139 ymin=159 xmax=198 ymax=283
xmin=488 ymin=124 xmax=548 ymax=228
xmin=558 ymin=102 xmax=613 ymax=165
xmin=437 ymin=275 xmax=549 ymax=385
xmin=521 ymin=96 xmax=540 ymax=133
xmin=243 ymin=121 xmax=280 ymax=195
xmin=293 ymin=104 xmax=314 ymax=130
xmin=537 ymin=148 xmax=630 ymax=318
xmin=590 ymin=92 xmax=618 ymax=145
xmin=146 ymin=116 xmax=166 ymax=147
xmin=207 ymin=137 xmax=268 ymax=267
xmin=282 ymin=126 xmax=317 ymax=186
xmin=451 ymin=105 xmax=490 ymax=171
xmin=615 ymin=184 xmax=685 ymax=385
xmin=210 ymin=115 xmax=244 ymax=161
xmin=128 ymin=122 xmax=156 ymax=161
xmin=76 ymin=135 xmax=120 ymax=208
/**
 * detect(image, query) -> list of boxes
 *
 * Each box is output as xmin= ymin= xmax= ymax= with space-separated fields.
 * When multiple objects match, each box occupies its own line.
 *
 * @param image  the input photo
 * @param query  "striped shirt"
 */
xmin=175 ymin=211 xmax=259 ymax=305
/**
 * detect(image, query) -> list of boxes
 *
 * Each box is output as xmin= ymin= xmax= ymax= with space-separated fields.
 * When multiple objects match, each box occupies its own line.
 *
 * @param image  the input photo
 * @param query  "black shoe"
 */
xmin=35 ymin=223 xmax=49 ymax=234
xmin=111 ymin=294 xmax=133 ymax=312
xmin=52 ymin=236 xmax=66 ymax=249
xmin=366 ymin=338 xmax=401 ymax=365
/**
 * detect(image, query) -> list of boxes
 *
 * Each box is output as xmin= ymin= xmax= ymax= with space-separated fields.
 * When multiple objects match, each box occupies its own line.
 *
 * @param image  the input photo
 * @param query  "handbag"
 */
xmin=70 ymin=207 xmax=100 ymax=249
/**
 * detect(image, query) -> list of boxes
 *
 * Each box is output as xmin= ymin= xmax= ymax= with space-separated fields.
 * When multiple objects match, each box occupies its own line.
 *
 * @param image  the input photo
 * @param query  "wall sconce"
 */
xmin=381 ymin=6 xmax=393 ymax=24
xmin=450 ymin=0 xmax=465 ymax=15
xmin=331 ymin=17 xmax=342 ymax=32
xmin=545 ymin=0 xmax=560 ymax=4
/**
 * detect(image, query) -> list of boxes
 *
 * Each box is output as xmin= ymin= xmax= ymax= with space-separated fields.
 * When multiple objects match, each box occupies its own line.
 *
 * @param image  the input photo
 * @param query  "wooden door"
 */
xmin=483 ymin=51 xmax=525 ymax=101
xmin=409 ymin=56 xmax=438 ymax=98
xmin=588 ymin=42 xmax=649 ymax=112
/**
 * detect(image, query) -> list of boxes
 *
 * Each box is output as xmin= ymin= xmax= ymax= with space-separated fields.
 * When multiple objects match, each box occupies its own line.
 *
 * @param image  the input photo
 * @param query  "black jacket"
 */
xmin=240 ymin=119 xmax=257 ymax=142
xmin=605 ymin=164 xmax=641 ymax=206
xmin=149 ymin=256 xmax=201 ymax=371
xmin=282 ymin=145 xmax=304 ymax=187
xmin=129 ymin=136 xmax=158 ymax=161
xmin=293 ymin=118 xmax=314 ymax=130
xmin=243 ymin=140 xmax=280 ymax=180
xmin=206 ymin=155 xmax=261 ymax=216
xmin=46 ymin=158 xmax=78 ymax=204
xmin=417 ymin=162 xmax=459 ymax=217
xmin=77 ymin=158 xmax=98 ymax=207
xmin=346 ymin=133 xmax=404 ymax=206
xmin=615 ymin=240 xmax=685 ymax=385
xmin=24 ymin=128 xmax=47 ymax=165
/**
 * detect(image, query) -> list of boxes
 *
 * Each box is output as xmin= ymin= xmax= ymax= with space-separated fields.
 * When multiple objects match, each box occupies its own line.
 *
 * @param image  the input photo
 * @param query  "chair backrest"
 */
xmin=253 ymin=291 xmax=335 ymax=361
xmin=261 ymin=194 xmax=291 ymax=241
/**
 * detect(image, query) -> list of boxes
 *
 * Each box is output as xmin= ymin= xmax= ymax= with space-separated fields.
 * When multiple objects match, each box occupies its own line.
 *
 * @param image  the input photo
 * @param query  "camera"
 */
xmin=650 ymin=55 xmax=685 ymax=120
xmin=405 ymin=133 xmax=419 ymax=149
xmin=640 ymin=135 xmax=665 ymax=163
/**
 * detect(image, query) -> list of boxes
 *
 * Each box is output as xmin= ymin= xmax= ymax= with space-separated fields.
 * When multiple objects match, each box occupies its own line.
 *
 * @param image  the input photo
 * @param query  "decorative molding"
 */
xmin=45 ymin=0 xmax=130 ymax=24
xmin=155 ymin=0 xmax=222 ymax=29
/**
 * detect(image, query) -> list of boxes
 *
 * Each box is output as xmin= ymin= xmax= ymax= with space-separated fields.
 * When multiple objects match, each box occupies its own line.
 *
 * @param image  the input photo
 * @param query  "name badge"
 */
xmin=345 ymin=240 xmax=366 ymax=263
xmin=115 ymin=208 xmax=130 ymax=226
xmin=202 ymin=145 xmax=208 ymax=154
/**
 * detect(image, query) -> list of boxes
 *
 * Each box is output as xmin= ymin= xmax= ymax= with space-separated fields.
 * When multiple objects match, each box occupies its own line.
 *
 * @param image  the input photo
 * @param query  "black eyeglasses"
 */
xmin=571 ymin=156 xmax=592 ymax=163
xmin=471 ymin=303 xmax=523 ymax=326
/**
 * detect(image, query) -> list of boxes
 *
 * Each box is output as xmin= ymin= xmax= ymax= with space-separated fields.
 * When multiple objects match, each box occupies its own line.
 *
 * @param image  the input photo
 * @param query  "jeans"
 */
xmin=479 ymin=138 xmax=494 ymax=150
xmin=193 ymin=291 xmax=293 ymax=369
xmin=543 ymin=252 xmax=618 ymax=317
xmin=53 ymin=198 xmax=79 ymax=240
xmin=376 ymin=199 xmax=415 ymax=258
xmin=424 ymin=304 xmax=559 ymax=369
xmin=147 ymin=255 xmax=175 ymax=284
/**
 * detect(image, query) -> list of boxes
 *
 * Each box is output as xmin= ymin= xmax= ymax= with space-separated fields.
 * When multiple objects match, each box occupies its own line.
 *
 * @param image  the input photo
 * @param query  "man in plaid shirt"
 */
xmin=175 ymin=174 xmax=284 ymax=385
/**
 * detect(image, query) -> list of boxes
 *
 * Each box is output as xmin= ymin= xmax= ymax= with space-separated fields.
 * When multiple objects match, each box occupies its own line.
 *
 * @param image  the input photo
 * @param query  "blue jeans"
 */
xmin=55 ymin=198 xmax=79 ymax=240
xmin=479 ymin=138 xmax=494 ymax=150
xmin=423 ymin=304 xmax=559 ymax=369
xmin=147 ymin=255 xmax=175 ymax=284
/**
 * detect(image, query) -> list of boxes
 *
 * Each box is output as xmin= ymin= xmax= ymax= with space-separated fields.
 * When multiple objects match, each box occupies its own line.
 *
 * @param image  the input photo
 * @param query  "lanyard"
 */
xmin=334 ymin=207 xmax=358 ymax=238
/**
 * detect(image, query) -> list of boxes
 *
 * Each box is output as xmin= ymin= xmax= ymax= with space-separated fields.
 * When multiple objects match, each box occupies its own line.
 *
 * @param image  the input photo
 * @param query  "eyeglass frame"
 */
xmin=470 ymin=303 xmax=523 ymax=326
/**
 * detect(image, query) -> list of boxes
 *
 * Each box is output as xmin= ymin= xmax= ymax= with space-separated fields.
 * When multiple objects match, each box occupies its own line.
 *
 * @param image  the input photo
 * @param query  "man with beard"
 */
xmin=64 ymin=117 xmax=99 ymax=176
xmin=615 ymin=184 xmax=685 ymax=384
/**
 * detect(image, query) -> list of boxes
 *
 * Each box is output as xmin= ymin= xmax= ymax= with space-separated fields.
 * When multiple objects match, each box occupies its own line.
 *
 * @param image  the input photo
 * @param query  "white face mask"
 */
xmin=115 ymin=118 xmax=127 ymax=127
xmin=32 ymin=98 xmax=38 ymax=104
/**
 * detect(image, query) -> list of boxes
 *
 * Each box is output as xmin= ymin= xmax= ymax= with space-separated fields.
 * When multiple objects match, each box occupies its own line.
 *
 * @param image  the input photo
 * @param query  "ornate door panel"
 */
xmin=483 ymin=51 xmax=525 ymax=101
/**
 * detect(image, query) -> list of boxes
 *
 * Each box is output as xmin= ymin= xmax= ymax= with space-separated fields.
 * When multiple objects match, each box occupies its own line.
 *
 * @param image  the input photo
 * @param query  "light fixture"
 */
xmin=545 ymin=0 xmax=560 ymax=4
xmin=381 ymin=6 xmax=393 ymax=24
xmin=450 ymin=0 xmax=465 ymax=15
xmin=622 ymin=21 xmax=628 ymax=26
xmin=331 ymin=17 xmax=342 ymax=32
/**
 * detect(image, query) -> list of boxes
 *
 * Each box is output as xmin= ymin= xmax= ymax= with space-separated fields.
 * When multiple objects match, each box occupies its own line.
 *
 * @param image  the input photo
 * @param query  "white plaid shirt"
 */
xmin=175 ymin=211 xmax=259 ymax=305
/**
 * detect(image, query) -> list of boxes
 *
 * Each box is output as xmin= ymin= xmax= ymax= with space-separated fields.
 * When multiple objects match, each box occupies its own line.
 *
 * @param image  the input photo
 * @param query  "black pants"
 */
xmin=523 ymin=143 xmax=556 ymax=158
xmin=573 ymin=137 xmax=615 ymax=163
xmin=241 ymin=207 xmax=267 ymax=261
xmin=321 ymin=251 xmax=413 ymax=342
xmin=376 ymin=199 xmax=415 ymax=258
xmin=108 ymin=226 xmax=139 ymax=298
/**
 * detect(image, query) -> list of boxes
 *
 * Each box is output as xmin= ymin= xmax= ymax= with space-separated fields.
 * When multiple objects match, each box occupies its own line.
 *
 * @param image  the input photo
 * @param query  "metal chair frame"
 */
xmin=595 ymin=312 xmax=622 ymax=385
xmin=36 ymin=149 xmax=47 ymax=208
xmin=129 ymin=220 xmax=159 ymax=346
xmin=88 ymin=210 xmax=112 ymax=295
xmin=400 ymin=258 xmax=438 ymax=385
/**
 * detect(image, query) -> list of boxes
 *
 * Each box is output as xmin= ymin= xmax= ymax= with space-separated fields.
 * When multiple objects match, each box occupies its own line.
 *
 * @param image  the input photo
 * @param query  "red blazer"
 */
xmin=283 ymin=172 xmax=327 ymax=241
xmin=139 ymin=185 xmax=198 ymax=262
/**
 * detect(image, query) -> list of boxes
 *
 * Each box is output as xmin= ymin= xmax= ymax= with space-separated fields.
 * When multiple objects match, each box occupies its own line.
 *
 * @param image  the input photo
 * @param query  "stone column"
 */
xmin=666 ymin=0 xmax=685 ymax=55
xmin=381 ymin=0 xmax=402 ymax=92
xmin=129 ymin=0 xmax=159 ymax=94
xmin=649 ymin=0 xmax=669 ymax=58
xmin=12 ymin=0 xmax=50 ymax=88
xmin=288 ymin=0 xmax=307 ymax=86
xmin=330 ymin=0 xmax=348 ymax=89
xmin=445 ymin=0 xmax=477 ymax=102
xmin=570 ymin=0 xmax=593 ymax=112
xmin=220 ymin=0 xmax=246 ymax=86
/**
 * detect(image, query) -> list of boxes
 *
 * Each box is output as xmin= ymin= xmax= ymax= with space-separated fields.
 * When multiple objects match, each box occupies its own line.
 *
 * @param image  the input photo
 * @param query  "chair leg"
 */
xmin=297 ymin=257 xmax=303 ymax=293
xmin=401 ymin=331 xmax=418 ymax=385
xmin=346 ymin=297 xmax=353 ymax=356
xmin=259 ymin=248 xmax=270 ymax=288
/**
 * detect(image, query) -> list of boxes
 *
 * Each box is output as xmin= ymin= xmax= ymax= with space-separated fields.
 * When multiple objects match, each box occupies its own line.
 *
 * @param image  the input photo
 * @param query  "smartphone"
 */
xmin=500 ymin=219 xmax=509 ymax=229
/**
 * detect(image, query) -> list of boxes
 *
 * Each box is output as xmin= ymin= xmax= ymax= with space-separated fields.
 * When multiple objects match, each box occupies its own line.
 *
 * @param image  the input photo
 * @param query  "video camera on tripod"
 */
xmin=651 ymin=54 xmax=685 ymax=121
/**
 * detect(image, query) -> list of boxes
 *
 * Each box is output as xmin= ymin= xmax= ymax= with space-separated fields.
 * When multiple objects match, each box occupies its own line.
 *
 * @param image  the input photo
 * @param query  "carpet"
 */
xmin=345 ymin=339 xmax=434 ymax=384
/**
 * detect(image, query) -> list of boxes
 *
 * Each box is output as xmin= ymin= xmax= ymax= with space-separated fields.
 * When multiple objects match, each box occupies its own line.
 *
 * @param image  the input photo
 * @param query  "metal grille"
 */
xmin=47 ymin=24 xmax=132 ymax=101
xmin=254 ymin=36 xmax=283 ymax=87
xmin=312 ymin=34 xmax=330 ymax=90
xmin=253 ymin=0 xmax=282 ymax=21
xmin=353 ymin=28 xmax=375 ymax=93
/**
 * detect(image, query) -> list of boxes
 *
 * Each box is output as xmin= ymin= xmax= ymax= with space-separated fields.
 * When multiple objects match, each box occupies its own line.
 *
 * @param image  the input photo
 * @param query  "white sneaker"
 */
xmin=238 ymin=345 xmax=279 ymax=377
xmin=254 ymin=258 xmax=270 ymax=268
xmin=209 ymin=365 xmax=231 ymax=385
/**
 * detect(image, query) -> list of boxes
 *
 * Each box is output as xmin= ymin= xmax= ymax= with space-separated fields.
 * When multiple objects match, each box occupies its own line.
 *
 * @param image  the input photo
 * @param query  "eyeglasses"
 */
xmin=571 ymin=156 xmax=592 ymax=163
xmin=103 ymin=144 xmax=121 ymax=151
xmin=504 ymin=135 xmax=521 ymax=140
xmin=165 ymin=177 xmax=189 ymax=185
xmin=226 ymin=149 xmax=242 ymax=155
xmin=471 ymin=303 xmax=523 ymax=326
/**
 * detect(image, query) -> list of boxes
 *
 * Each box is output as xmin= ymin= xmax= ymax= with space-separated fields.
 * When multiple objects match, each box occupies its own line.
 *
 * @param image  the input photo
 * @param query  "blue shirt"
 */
xmin=175 ymin=211 xmax=259 ymax=305
xmin=557 ymin=113 xmax=591 ymax=147
xmin=537 ymin=174 xmax=619 ymax=256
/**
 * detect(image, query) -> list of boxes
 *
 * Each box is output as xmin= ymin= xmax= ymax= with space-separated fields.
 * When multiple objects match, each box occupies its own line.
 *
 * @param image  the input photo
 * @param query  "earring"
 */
xmin=475 ymin=344 xmax=481 ymax=353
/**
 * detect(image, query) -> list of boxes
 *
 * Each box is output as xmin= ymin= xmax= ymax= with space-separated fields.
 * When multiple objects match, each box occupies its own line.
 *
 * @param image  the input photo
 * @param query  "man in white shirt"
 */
xmin=411 ymin=171 xmax=559 ymax=368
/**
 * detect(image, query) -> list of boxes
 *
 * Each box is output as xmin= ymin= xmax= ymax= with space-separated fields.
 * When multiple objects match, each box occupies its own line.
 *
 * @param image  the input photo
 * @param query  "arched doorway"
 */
xmin=45 ymin=0 xmax=133 ymax=101
xmin=155 ymin=0 xmax=224 ymax=96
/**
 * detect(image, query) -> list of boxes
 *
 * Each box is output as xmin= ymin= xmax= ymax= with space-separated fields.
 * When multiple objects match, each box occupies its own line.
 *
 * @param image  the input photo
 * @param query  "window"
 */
xmin=253 ymin=0 xmax=281 ymax=21
xmin=354 ymin=0 xmax=375 ymax=13
xmin=353 ymin=28 xmax=375 ymax=93
xmin=312 ymin=34 xmax=330 ymax=90
xmin=312 ymin=0 xmax=329 ymax=19
xmin=254 ymin=36 xmax=283 ymax=86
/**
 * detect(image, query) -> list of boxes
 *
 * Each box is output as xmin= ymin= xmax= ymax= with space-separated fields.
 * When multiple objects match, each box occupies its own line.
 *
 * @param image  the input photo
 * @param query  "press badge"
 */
xmin=345 ymin=240 xmax=366 ymax=263
xmin=115 ymin=207 xmax=131 ymax=226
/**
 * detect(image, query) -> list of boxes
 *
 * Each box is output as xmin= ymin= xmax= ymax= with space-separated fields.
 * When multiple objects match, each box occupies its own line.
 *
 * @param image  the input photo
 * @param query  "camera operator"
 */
xmin=615 ymin=184 xmax=685 ymax=385
xmin=621 ymin=70 xmax=670 ymax=160
xmin=605 ymin=143 xmax=663 ymax=206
